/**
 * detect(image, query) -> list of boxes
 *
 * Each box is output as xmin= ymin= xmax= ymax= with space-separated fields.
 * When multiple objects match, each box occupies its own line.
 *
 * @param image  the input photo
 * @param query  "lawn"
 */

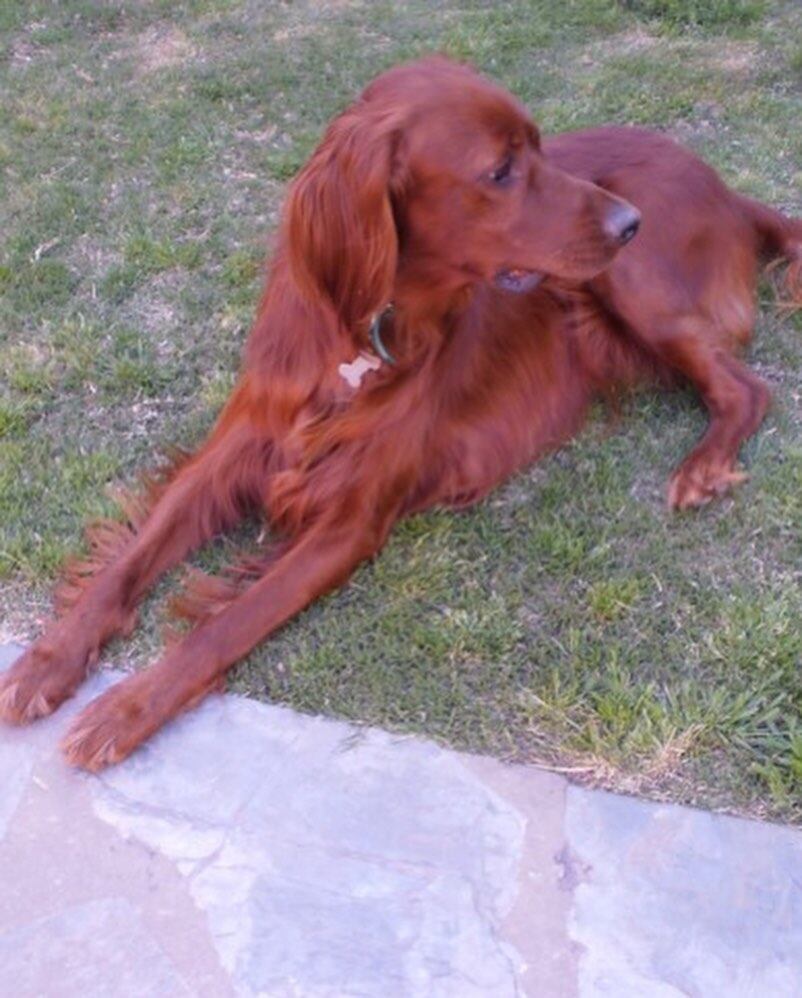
xmin=1 ymin=0 xmax=801 ymax=823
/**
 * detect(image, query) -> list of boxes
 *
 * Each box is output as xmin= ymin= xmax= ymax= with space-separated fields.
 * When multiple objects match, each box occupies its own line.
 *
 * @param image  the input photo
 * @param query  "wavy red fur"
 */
xmin=1 ymin=56 xmax=801 ymax=770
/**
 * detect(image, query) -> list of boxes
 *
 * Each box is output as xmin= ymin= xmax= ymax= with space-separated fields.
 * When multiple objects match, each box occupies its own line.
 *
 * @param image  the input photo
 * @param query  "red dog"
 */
xmin=2 ymin=58 xmax=800 ymax=770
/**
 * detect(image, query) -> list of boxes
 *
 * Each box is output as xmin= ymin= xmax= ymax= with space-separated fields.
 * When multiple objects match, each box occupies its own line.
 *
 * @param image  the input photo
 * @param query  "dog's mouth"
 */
xmin=493 ymin=268 xmax=544 ymax=294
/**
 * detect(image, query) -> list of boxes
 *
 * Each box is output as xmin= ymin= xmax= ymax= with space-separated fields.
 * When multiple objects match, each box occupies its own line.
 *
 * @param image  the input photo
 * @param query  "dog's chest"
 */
xmin=416 ymin=316 xmax=587 ymax=505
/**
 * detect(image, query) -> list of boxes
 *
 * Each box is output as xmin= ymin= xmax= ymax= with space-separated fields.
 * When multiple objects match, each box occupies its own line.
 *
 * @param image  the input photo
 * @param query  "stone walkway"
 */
xmin=0 ymin=642 xmax=800 ymax=997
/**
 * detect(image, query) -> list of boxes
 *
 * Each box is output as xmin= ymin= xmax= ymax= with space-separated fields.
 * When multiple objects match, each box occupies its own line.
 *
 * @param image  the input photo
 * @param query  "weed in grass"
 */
xmin=0 ymin=402 xmax=32 ymax=440
xmin=101 ymin=265 xmax=141 ymax=305
xmin=4 ymin=345 xmax=53 ymax=396
xmin=124 ymin=234 xmax=203 ymax=274
xmin=587 ymin=578 xmax=644 ymax=621
xmin=4 ymin=260 xmax=77 ymax=313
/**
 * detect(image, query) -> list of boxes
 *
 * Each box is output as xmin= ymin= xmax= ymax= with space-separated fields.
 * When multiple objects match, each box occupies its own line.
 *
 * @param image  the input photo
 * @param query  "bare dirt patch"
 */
xmin=134 ymin=25 xmax=197 ymax=76
xmin=709 ymin=40 xmax=760 ymax=75
xmin=10 ymin=37 xmax=41 ymax=68
xmin=122 ymin=271 xmax=187 ymax=341
xmin=580 ymin=27 xmax=658 ymax=66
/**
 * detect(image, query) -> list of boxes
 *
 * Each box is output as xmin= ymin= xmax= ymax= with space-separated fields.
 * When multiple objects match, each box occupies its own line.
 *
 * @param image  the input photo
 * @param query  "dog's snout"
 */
xmin=604 ymin=202 xmax=641 ymax=246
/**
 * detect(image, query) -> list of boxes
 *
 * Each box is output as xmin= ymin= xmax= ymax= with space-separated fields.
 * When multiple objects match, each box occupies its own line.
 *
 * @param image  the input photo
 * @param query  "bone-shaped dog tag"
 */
xmin=338 ymin=351 xmax=382 ymax=389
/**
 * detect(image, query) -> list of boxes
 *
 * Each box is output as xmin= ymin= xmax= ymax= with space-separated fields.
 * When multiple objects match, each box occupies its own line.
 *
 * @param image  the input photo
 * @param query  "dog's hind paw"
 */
xmin=668 ymin=455 xmax=748 ymax=510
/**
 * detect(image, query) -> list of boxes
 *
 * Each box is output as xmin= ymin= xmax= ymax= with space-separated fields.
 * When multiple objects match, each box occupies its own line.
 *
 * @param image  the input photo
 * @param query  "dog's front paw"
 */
xmin=668 ymin=454 xmax=748 ymax=510
xmin=0 ymin=641 xmax=89 ymax=725
xmin=61 ymin=676 xmax=156 ymax=771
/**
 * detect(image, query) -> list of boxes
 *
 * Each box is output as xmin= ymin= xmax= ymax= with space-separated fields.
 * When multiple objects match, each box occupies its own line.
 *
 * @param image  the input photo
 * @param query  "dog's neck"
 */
xmin=393 ymin=253 xmax=477 ymax=321
xmin=366 ymin=293 xmax=470 ymax=372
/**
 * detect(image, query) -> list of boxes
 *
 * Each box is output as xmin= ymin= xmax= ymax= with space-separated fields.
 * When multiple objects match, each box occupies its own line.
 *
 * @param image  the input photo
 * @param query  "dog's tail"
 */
xmin=740 ymin=194 xmax=802 ymax=310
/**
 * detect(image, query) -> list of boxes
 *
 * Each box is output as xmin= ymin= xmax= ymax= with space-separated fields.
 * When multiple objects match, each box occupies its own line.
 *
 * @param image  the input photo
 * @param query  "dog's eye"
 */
xmin=490 ymin=155 xmax=514 ymax=186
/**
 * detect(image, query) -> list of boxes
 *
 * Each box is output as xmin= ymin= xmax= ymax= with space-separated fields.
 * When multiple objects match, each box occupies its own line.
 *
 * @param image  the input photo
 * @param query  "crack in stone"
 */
xmin=554 ymin=843 xmax=591 ymax=893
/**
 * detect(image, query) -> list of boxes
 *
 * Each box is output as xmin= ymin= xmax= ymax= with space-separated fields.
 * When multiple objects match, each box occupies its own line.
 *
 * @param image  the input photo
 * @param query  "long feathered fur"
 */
xmin=54 ymin=448 xmax=194 ymax=617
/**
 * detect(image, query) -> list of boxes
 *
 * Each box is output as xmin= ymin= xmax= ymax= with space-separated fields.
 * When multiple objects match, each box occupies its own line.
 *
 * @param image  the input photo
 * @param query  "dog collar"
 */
xmin=338 ymin=304 xmax=396 ymax=389
xmin=369 ymin=303 xmax=396 ymax=365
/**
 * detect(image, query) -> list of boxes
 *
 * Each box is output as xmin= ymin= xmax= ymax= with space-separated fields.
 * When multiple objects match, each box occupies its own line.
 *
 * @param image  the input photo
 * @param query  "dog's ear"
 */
xmin=283 ymin=103 xmax=400 ymax=330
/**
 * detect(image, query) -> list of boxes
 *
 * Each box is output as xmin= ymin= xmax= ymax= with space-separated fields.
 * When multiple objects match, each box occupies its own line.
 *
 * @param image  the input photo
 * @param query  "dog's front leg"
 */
xmin=0 ymin=395 xmax=269 ymax=725
xmin=61 ymin=509 xmax=397 ymax=771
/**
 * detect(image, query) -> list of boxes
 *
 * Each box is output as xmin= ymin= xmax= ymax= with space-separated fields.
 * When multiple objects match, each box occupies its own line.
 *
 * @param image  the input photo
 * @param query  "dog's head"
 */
xmin=284 ymin=57 xmax=639 ymax=328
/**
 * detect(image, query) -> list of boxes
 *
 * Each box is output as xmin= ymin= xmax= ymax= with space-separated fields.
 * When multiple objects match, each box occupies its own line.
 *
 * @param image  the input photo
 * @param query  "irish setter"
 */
xmin=2 ymin=57 xmax=800 ymax=770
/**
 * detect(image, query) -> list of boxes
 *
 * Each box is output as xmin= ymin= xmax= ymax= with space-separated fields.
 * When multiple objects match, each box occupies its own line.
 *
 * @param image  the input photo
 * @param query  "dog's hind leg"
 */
xmin=592 ymin=211 xmax=771 ymax=509
xmin=652 ymin=323 xmax=772 ymax=509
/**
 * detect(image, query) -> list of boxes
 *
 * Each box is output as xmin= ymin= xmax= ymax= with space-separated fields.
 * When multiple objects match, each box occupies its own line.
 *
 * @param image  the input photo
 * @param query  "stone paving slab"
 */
xmin=0 ymin=641 xmax=800 ymax=998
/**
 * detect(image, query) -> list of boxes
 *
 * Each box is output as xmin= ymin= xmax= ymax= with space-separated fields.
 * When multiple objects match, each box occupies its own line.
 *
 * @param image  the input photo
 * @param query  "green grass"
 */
xmin=1 ymin=0 xmax=801 ymax=823
xmin=621 ymin=0 xmax=766 ymax=29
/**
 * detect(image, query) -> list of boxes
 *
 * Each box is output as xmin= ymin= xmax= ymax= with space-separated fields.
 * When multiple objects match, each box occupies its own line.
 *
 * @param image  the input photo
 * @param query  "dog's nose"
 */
xmin=604 ymin=202 xmax=641 ymax=245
